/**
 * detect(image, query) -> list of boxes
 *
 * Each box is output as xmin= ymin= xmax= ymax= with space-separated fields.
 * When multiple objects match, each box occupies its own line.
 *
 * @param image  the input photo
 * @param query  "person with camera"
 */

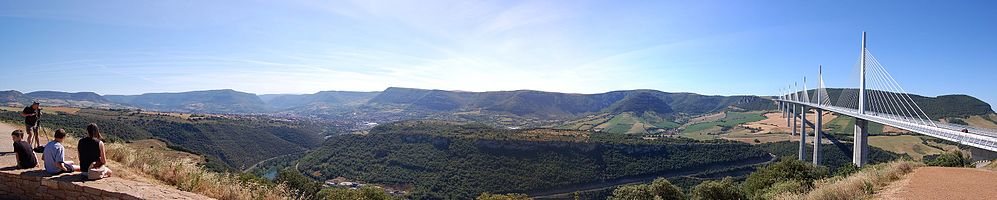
xmin=19 ymin=102 xmax=42 ymax=150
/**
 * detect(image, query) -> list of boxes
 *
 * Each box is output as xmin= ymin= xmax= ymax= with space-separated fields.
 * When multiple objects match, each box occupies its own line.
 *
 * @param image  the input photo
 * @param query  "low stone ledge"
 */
xmin=0 ymin=165 xmax=211 ymax=200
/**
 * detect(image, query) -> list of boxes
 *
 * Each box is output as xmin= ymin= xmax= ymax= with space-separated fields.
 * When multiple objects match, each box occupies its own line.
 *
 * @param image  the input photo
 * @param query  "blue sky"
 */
xmin=1 ymin=1 xmax=996 ymax=106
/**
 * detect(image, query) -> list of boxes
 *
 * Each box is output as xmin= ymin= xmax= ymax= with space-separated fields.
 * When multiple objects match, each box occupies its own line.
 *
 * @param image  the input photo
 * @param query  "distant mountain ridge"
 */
xmin=1 ymin=88 xmax=992 ymax=122
xmin=26 ymin=91 xmax=111 ymax=103
xmin=0 ymin=90 xmax=31 ymax=106
xmin=105 ymin=89 xmax=265 ymax=113
xmin=367 ymin=87 xmax=773 ymax=118
xmin=265 ymin=91 xmax=380 ymax=110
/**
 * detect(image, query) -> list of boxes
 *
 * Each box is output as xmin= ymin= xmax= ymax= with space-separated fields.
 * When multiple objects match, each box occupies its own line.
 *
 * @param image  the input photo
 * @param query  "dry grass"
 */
xmin=105 ymin=142 xmax=292 ymax=200
xmin=774 ymin=160 xmax=923 ymax=200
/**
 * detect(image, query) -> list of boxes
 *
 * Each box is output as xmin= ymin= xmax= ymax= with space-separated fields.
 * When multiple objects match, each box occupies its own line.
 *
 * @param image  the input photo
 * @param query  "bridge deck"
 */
xmin=778 ymin=99 xmax=997 ymax=152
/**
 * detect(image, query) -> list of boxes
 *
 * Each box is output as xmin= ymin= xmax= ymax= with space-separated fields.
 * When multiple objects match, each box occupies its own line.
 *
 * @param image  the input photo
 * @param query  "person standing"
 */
xmin=11 ymin=130 xmax=38 ymax=169
xmin=19 ymin=102 xmax=42 ymax=149
xmin=79 ymin=123 xmax=112 ymax=179
xmin=43 ymin=129 xmax=79 ymax=174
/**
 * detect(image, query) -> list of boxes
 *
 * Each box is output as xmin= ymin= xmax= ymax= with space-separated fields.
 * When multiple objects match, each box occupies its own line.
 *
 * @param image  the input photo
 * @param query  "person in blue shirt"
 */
xmin=42 ymin=129 xmax=79 ymax=174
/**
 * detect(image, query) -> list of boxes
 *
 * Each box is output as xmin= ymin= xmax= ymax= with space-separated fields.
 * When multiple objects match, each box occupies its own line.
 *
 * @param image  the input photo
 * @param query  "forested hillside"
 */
xmin=297 ymin=121 xmax=771 ymax=199
xmin=367 ymin=87 xmax=775 ymax=119
xmin=0 ymin=108 xmax=323 ymax=171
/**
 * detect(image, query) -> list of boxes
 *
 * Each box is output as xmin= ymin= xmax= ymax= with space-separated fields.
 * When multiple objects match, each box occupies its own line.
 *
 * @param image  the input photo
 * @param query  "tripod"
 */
xmin=30 ymin=108 xmax=49 ymax=153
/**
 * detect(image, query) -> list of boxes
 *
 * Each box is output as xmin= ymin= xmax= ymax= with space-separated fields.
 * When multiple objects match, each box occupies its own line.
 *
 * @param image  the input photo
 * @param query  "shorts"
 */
xmin=63 ymin=163 xmax=77 ymax=172
xmin=25 ymin=125 xmax=37 ymax=133
xmin=88 ymin=166 xmax=112 ymax=180
xmin=48 ymin=163 xmax=76 ymax=175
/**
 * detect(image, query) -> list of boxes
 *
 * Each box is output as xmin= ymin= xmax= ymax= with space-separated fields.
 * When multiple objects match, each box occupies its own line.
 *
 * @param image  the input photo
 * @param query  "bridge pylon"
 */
xmin=814 ymin=65 xmax=823 ymax=165
xmin=854 ymin=32 xmax=869 ymax=167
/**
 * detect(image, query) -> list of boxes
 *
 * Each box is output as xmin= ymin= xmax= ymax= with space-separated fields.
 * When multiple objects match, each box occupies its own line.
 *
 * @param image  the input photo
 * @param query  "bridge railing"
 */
xmin=779 ymin=99 xmax=997 ymax=152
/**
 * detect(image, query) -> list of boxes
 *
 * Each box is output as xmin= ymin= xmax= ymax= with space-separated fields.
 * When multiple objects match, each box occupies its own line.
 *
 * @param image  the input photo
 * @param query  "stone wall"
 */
xmin=0 ymin=167 xmax=209 ymax=200
xmin=0 ymin=170 xmax=138 ymax=200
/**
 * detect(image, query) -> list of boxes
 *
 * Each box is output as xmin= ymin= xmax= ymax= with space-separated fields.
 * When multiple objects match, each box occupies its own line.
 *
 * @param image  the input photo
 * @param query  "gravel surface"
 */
xmin=877 ymin=167 xmax=997 ymax=200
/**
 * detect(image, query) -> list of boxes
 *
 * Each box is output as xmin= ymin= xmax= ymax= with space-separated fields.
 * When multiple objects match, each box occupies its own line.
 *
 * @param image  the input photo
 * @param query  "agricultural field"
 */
xmin=961 ymin=114 xmax=997 ymax=129
xmin=868 ymin=135 xmax=957 ymax=160
xmin=559 ymin=112 xmax=680 ymax=134
xmin=682 ymin=111 xmax=766 ymax=133
xmin=823 ymin=115 xmax=885 ymax=136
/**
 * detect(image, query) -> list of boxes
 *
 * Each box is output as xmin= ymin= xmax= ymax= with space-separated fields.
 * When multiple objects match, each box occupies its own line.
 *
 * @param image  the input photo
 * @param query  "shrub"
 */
xmin=741 ymin=158 xmax=829 ymax=199
xmin=610 ymin=178 xmax=686 ymax=200
xmin=318 ymin=186 xmax=393 ymax=200
xmin=691 ymin=177 xmax=745 ymax=200
xmin=925 ymin=151 xmax=969 ymax=167
xmin=760 ymin=180 xmax=808 ymax=199
xmin=832 ymin=164 xmax=859 ymax=177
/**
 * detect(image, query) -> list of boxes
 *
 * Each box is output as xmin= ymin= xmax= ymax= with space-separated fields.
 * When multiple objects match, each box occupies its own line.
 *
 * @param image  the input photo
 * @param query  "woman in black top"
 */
xmin=11 ymin=130 xmax=37 ymax=169
xmin=78 ymin=123 xmax=108 ymax=174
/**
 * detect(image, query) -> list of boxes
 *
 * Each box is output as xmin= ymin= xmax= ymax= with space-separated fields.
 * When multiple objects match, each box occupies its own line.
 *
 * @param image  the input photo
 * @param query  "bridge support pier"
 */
xmin=853 ymin=119 xmax=869 ymax=167
xmin=813 ymin=109 xmax=822 ymax=165
xmin=791 ymin=104 xmax=797 ymax=136
xmin=786 ymin=103 xmax=792 ymax=127
xmin=799 ymin=105 xmax=807 ymax=161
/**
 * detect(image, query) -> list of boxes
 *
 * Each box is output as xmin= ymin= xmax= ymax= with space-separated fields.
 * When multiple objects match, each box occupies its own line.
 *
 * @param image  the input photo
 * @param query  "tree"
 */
xmin=691 ymin=177 xmax=744 ymax=200
xmin=276 ymin=168 xmax=322 ymax=198
xmin=609 ymin=178 xmax=685 ymax=200
xmin=318 ymin=186 xmax=393 ymax=200
xmin=610 ymin=184 xmax=656 ymax=200
xmin=649 ymin=178 xmax=686 ymax=200
xmin=476 ymin=193 xmax=532 ymax=200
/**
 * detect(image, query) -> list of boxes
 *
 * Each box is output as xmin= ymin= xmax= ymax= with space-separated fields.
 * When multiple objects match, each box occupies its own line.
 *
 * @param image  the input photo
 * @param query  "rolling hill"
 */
xmin=25 ymin=91 xmax=111 ymax=103
xmin=0 ymin=90 xmax=31 ymax=106
xmin=105 ymin=89 xmax=266 ymax=113
xmin=2 ymin=87 xmax=992 ymax=130
xmin=366 ymin=87 xmax=775 ymax=119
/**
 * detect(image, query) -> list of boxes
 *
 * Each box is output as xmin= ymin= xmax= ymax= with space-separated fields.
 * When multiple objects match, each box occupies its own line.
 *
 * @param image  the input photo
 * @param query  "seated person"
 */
xmin=11 ymin=130 xmax=37 ymax=169
xmin=79 ymin=123 xmax=112 ymax=180
xmin=43 ymin=129 xmax=79 ymax=174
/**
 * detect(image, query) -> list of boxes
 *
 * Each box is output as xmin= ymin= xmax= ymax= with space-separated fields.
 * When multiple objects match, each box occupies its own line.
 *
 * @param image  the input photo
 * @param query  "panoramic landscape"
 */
xmin=2 ymin=1 xmax=997 ymax=200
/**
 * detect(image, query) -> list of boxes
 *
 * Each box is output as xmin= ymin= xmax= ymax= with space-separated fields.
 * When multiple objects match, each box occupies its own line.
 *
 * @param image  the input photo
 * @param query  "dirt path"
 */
xmin=0 ymin=123 xmax=17 ymax=153
xmin=877 ymin=167 xmax=997 ymax=200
